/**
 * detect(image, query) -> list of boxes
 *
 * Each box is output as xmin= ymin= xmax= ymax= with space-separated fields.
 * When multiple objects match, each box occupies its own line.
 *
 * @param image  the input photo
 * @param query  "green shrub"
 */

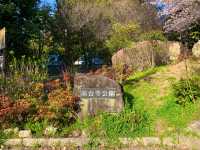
xmin=140 ymin=31 xmax=166 ymax=41
xmin=0 ymin=131 xmax=7 ymax=146
xmin=25 ymin=120 xmax=48 ymax=137
xmin=173 ymin=77 xmax=200 ymax=106
xmin=78 ymin=108 xmax=152 ymax=140
xmin=100 ymin=109 xmax=151 ymax=139
xmin=105 ymin=22 xmax=141 ymax=53
xmin=80 ymin=108 xmax=152 ymax=149
xmin=3 ymin=56 xmax=48 ymax=100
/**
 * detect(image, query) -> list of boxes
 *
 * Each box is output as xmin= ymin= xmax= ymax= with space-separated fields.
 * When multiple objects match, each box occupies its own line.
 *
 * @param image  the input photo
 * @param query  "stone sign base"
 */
xmin=80 ymin=98 xmax=120 ymax=118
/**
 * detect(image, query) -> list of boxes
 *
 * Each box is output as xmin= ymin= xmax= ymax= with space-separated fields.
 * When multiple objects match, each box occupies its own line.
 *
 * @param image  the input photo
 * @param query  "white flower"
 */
xmin=44 ymin=126 xmax=57 ymax=137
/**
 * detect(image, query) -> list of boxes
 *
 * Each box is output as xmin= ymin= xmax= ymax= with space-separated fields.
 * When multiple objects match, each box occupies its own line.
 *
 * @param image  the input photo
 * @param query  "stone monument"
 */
xmin=74 ymin=74 xmax=124 ymax=119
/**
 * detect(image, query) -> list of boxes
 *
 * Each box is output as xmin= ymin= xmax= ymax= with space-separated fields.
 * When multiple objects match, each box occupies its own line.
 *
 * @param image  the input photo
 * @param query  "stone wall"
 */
xmin=3 ymin=123 xmax=200 ymax=150
xmin=2 ymin=138 xmax=87 ymax=150
xmin=2 ymin=136 xmax=200 ymax=150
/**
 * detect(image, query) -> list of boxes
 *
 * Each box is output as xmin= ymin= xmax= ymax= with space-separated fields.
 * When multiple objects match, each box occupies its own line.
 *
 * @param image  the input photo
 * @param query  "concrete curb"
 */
xmin=2 ymin=136 xmax=200 ymax=149
xmin=4 ymin=138 xmax=88 ymax=148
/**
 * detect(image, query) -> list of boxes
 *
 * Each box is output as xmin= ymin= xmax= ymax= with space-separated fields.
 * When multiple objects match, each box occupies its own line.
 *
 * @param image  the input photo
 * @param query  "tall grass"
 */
xmin=0 ymin=131 xmax=7 ymax=146
xmin=8 ymin=55 xmax=48 ymax=82
xmin=0 ymin=56 xmax=48 ymax=100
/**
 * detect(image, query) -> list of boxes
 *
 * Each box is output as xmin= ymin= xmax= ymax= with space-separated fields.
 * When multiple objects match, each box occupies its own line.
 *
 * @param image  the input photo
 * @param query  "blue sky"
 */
xmin=40 ymin=0 xmax=56 ymax=8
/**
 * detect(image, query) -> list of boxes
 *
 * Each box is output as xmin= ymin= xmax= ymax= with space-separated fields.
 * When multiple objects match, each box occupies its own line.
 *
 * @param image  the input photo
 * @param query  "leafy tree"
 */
xmin=54 ymin=0 xmax=160 ymax=66
xmin=0 ymin=0 xmax=55 ymax=59
xmin=54 ymin=0 xmax=112 ymax=66
xmin=0 ymin=0 xmax=39 ymax=57
xmin=106 ymin=22 xmax=141 ymax=53
xmin=139 ymin=30 xmax=167 ymax=41
xmin=30 ymin=5 xmax=54 ymax=56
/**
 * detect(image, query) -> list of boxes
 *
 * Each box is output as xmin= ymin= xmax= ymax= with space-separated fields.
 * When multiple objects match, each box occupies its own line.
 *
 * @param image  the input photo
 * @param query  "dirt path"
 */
xmin=149 ymin=62 xmax=187 ymax=96
xmin=146 ymin=60 xmax=200 ymax=98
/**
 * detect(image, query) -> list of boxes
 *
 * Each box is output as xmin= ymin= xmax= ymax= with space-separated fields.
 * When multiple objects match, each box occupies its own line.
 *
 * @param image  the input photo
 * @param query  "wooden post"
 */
xmin=0 ymin=27 xmax=6 ymax=95
xmin=0 ymin=27 xmax=6 ymax=73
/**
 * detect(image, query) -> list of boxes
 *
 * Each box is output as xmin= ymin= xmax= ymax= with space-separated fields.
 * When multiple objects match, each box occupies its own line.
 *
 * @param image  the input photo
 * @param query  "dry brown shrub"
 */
xmin=0 ymin=95 xmax=31 ymax=123
xmin=48 ymin=89 xmax=79 ymax=108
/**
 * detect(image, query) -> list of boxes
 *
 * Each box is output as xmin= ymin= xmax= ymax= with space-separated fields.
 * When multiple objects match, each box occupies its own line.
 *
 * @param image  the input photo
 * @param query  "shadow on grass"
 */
xmin=123 ymin=91 xmax=135 ymax=109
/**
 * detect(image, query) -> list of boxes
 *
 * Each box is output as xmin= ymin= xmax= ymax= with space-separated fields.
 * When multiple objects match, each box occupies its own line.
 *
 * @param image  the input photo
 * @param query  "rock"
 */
xmin=44 ymin=126 xmax=57 ymax=137
xmin=112 ymin=41 xmax=157 ymax=71
xmin=162 ymin=137 xmax=175 ymax=147
xmin=4 ymin=128 xmax=19 ymax=136
xmin=112 ymin=49 xmax=131 ymax=67
xmin=22 ymin=138 xmax=48 ymax=147
xmin=142 ymin=137 xmax=161 ymax=146
xmin=119 ymin=138 xmax=141 ymax=146
xmin=3 ymin=138 xmax=88 ymax=149
xmin=177 ymin=136 xmax=200 ymax=150
xmin=48 ymin=138 xmax=88 ymax=147
xmin=112 ymin=40 xmax=182 ymax=71
xmin=74 ymin=74 xmax=124 ymax=119
xmin=81 ymin=130 xmax=88 ymax=138
xmin=68 ymin=130 xmax=82 ymax=138
xmin=168 ymin=41 xmax=182 ymax=61
xmin=4 ymin=139 xmax=22 ymax=146
xmin=18 ymin=130 xmax=32 ymax=138
xmin=192 ymin=40 xmax=200 ymax=58
xmin=188 ymin=121 xmax=200 ymax=133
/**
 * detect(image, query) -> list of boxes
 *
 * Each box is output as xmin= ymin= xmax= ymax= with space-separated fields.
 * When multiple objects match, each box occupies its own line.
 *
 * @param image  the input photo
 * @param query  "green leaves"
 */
xmin=140 ymin=31 xmax=166 ymax=41
xmin=25 ymin=120 xmax=49 ymax=137
xmin=0 ymin=131 xmax=7 ymax=146
xmin=173 ymin=77 xmax=200 ymax=106
xmin=106 ymin=22 xmax=141 ymax=53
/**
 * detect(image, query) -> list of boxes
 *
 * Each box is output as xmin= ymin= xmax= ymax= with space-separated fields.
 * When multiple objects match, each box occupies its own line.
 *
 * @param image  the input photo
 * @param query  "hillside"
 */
xmin=124 ymin=59 xmax=200 ymax=137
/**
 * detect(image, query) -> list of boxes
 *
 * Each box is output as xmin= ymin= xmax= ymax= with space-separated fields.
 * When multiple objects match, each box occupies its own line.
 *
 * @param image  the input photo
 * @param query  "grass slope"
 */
xmin=124 ymin=62 xmax=200 ymax=137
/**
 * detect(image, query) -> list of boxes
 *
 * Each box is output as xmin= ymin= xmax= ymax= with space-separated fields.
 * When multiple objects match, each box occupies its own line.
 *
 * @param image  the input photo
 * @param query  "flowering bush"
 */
xmin=48 ymin=89 xmax=79 ymax=108
xmin=0 ymin=56 xmax=80 ymax=132
xmin=0 ymin=95 xmax=13 ymax=110
xmin=29 ymin=83 xmax=44 ymax=99
xmin=35 ymin=89 xmax=80 ymax=127
xmin=0 ymin=95 xmax=32 ymax=128
xmin=0 ymin=87 xmax=80 ymax=129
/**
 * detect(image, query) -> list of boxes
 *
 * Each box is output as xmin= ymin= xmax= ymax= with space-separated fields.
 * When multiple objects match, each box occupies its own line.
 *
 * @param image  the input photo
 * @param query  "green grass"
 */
xmin=0 ymin=131 xmax=7 ymax=146
xmin=65 ymin=108 xmax=153 ymax=138
xmin=126 ymin=66 xmax=165 ymax=82
xmin=25 ymin=120 xmax=49 ymax=137
xmin=158 ymin=95 xmax=200 ymax=128
xmin=124 ymin=66 xmax=200 ymax=137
